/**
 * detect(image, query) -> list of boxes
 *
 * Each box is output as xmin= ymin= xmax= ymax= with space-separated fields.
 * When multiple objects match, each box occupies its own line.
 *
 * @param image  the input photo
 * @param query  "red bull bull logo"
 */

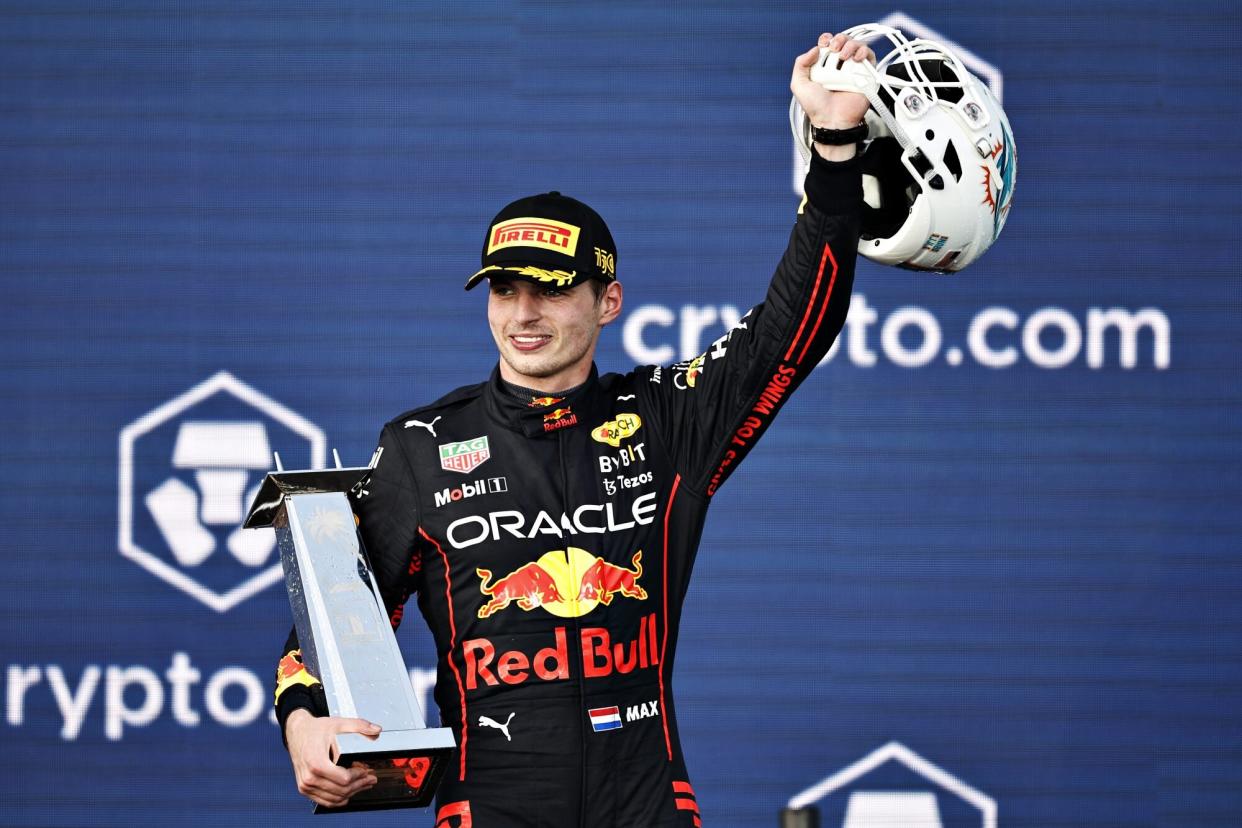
xmin=577 ymin=551 xmax=646 ymax=604
xmin=528 ymin=395 xmax=564 ymax=408
xmin=476 ymin=547 xmax=646 ymax=619
xmin=273 ymin=649 xmax=319 ymax=703
xmin=276 ymin=651 xmax=303 ymax=682
xmin=542 ymin=406 xmax=578 ymax=432
xmin=476 ymin=562 xmax=567 ymax=618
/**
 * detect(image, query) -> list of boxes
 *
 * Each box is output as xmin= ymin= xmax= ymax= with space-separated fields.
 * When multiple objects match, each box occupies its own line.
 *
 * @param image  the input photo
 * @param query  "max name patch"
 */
xmin=588 ymin=700 xmax=659 ymax=733
xmin=487 ymin=217 xmax=580 ymax=256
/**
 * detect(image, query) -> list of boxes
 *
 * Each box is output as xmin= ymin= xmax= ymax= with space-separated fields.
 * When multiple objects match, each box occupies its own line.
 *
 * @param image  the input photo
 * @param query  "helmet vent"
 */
xmin=858 ymin=136 xmax=917 ymax=242
xmin=943 ymin=141 xmax=963 ymax=182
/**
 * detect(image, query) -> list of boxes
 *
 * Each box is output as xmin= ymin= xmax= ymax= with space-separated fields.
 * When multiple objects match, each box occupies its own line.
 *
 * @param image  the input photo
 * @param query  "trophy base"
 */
xmin=313 ymin=727 xmax=457 ymax=814
xmin=779 ymin=806 xmax=821 ymax=828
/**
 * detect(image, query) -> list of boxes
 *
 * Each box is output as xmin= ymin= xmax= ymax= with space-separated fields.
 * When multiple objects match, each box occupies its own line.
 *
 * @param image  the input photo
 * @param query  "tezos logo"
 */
xmin=118 ymin=371 xmax=325 ymax=612
xmin=785 ymin=742 xmax=996 ymax=827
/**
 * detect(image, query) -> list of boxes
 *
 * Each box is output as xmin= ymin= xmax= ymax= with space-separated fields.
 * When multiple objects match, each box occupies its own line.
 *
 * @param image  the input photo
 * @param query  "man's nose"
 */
xmin=513 ymin=290 xmax=542 ymax=322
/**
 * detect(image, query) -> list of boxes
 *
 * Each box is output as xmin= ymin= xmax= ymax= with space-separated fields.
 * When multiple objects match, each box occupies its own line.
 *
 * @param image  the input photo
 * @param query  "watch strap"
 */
xmin=810 ymin=122 xmax=868 ymax=146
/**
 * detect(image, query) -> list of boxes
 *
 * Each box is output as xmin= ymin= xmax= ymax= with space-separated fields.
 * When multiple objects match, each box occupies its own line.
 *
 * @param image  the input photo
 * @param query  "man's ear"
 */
xmin=598 ymin=281 xmax=623 ymax=326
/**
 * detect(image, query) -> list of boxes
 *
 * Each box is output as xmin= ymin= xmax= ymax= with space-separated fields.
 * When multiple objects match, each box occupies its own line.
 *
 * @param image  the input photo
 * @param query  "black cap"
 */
xmin=464 ymin=191 xmax=617 ymax=290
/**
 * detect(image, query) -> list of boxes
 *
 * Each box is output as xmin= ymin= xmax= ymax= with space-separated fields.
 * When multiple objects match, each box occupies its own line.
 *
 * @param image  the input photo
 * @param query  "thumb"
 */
xmin=791 ymin=45 xmax=819 ymax=86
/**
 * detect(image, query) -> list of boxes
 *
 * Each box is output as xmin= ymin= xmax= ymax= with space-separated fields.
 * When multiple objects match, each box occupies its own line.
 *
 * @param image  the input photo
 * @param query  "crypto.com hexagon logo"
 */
xmin=793 ymin=11 xmax=1005 ymax=193
xmin=118 ymin=371 xmax=325 ymax=612
xmin=788 ymin=742 xmax=996 ymax=827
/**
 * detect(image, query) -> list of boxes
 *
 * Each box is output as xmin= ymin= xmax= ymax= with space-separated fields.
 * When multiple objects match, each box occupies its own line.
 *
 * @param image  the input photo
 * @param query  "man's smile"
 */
xmin=509 ymin=333 xmax=553 ymax=352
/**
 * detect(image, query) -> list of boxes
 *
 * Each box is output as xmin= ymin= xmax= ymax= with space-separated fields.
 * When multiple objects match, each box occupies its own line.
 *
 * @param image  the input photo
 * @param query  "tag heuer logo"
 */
xmin=440 ymin=436 xmax=491 ymax=474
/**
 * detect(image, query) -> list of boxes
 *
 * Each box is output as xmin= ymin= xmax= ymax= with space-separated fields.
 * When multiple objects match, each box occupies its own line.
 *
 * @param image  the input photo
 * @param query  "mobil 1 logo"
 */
xmin=434 ymin=476 xmax=509 ymax=508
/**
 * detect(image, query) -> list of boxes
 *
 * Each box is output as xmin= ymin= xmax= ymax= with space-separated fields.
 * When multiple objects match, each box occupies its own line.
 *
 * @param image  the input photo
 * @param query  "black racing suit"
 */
xmin=275 ymin=153 xmax=862 ymax=827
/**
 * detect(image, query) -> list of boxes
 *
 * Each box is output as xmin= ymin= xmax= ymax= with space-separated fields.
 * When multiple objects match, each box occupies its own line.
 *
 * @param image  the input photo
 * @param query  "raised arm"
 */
xmin=640 ymin=32 xmax=875 ymax=497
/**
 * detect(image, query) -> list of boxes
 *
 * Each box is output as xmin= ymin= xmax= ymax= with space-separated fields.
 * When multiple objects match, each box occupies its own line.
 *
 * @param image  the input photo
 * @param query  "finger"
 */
xmin=301 ymin=779 xmax=356 ymax=807
xmin=854 ymin=45 xmax=875 ymax=63
xmin=310 ymin=759 xmax=354 ymax=787
xmin=794 ymin=44 xmax=818 ymax=68
xmin=300 ymin=776 xmax=354 ymax=806
xmin=338 ymin=718 xmax=382 ymax=736
xmin=830 ymin=33 xmax=847 ymax=52
xmin=818 ymin=32 xmax=834 ymax=48
xmin=345 ymin=763 xmax=377 ymax=784
xmin=342 ymin=763 xmax=378 ymax=787
xmin=343 ymin=773 xmax=379 ymax=797
xmin=310 ymin=791 xmax=349 ymax=809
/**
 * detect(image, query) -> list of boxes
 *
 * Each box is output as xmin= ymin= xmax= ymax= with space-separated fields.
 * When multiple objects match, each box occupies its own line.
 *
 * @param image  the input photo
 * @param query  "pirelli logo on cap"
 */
xmin=488 ymin=217 xmax=580 ymax=257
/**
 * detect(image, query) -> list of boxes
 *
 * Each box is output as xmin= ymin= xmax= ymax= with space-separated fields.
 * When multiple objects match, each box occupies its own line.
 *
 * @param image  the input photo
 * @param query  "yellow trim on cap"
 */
xmin=467 ymin=264 xmax=578 ymax=289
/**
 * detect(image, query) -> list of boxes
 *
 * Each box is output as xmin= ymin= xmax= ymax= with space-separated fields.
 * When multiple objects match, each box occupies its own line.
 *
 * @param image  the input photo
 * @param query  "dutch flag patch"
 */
xmin=588 ymin=706 xmax=622 ymax=732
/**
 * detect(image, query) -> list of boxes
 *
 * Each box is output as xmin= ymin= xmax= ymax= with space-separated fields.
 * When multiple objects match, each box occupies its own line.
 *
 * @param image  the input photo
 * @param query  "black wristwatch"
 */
xmin=810 ymin=122 xmax=868 ymax=146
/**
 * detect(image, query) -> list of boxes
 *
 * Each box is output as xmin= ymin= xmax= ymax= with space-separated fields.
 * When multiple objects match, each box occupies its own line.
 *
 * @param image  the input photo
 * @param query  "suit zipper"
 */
xmin=557 ymin=426 xmax=589 ymax=828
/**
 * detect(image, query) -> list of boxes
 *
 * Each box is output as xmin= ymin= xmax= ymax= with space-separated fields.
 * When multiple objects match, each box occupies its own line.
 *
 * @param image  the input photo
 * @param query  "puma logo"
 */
xmin=478 ymin=712 xmax=515 ymax=741
xmin=404 ymin=416 xmax=441 ymax=437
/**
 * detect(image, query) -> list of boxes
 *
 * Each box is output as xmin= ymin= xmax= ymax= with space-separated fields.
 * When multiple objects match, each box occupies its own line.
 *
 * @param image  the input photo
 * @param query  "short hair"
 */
xmin=586 ymin=278 xmax=608 ymax=303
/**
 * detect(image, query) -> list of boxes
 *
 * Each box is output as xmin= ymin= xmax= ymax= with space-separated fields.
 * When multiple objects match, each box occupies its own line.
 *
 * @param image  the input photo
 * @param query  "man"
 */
xmin=275 ymin=32 xmax=875 ymax=827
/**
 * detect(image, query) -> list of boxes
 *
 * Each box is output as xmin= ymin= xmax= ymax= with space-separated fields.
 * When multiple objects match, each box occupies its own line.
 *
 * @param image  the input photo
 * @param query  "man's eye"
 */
xmin=543 ymin=288 xmax=564 ymax=298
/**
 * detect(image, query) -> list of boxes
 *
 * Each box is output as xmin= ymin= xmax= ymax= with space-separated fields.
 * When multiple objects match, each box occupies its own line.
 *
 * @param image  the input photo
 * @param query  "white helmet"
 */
xmin=791 ymin=23 xmax=1016 ymax=273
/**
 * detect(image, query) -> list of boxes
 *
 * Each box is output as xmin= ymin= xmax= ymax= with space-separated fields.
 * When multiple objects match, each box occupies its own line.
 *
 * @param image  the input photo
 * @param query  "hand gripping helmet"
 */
xmin=791 ymin=23 xmax=1017 ymax=273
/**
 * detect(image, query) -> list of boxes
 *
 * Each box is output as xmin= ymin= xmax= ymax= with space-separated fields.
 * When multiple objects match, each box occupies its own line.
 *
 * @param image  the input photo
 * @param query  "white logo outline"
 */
xmin=118 ymin=371 xmax=326 ymax=613
xmin=787 ymin=741 xmax=996 ymax=827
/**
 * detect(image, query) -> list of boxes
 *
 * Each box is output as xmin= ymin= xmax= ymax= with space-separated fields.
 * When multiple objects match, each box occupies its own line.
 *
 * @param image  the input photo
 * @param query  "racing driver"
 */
xmin=275 ymin=32 xmax=876 ymax=827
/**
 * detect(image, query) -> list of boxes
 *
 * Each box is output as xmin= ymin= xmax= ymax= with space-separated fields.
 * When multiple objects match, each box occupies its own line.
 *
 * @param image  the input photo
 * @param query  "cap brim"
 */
xmin=463 ymin=267 xmax=492 ymax=291
xmin=464 ymin=264 xmax=583 ymax=291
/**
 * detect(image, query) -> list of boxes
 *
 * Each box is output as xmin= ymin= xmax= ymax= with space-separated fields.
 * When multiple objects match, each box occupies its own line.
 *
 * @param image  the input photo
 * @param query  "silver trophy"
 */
xmin=245 ymin=453 xmax=455 ymax=813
